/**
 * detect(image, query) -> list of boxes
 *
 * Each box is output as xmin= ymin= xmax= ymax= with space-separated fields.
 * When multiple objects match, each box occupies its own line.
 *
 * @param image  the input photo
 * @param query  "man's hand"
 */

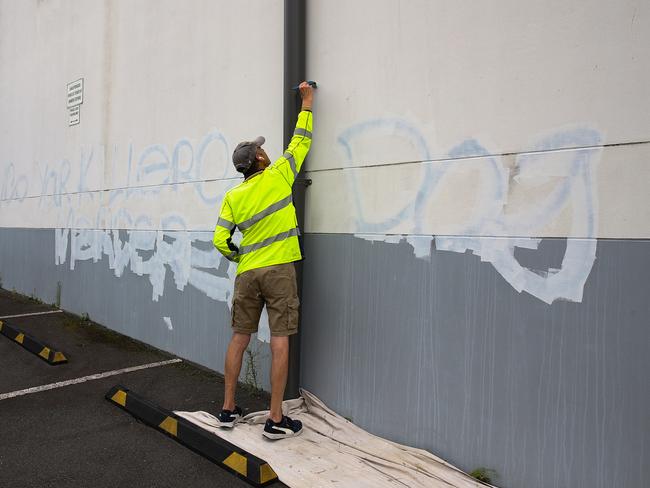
xmin=299 ymin=81 xmax=314 ymax=111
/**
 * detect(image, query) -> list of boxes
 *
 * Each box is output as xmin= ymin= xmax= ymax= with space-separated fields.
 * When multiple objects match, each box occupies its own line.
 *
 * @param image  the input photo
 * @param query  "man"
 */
xmin=212 ymin=81 xmax=314 ymax=440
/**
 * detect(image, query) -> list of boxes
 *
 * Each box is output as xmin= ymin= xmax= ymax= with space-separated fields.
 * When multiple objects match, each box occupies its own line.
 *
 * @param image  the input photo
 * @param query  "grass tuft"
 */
xmin=469 ymin=467 xmax=497 ymax=484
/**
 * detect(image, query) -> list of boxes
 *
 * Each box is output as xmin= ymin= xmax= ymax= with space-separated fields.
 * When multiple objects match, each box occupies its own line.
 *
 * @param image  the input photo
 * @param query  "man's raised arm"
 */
xmin=274 ymin=81 xmax=314 ymax=186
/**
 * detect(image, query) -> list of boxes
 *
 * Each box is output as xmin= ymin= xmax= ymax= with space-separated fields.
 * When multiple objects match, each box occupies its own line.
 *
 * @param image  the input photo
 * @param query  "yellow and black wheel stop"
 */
xmin=0 ymin=320 xmax=68 ymax=365
xmin=105 ymin=385 xmax=279 ymax=487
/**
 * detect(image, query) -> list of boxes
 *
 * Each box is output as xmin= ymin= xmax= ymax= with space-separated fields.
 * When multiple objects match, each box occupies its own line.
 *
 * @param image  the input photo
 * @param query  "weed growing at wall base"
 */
xmin=244 ymin=347 xmax=262 ymax=393
xmin=469 ymin=467 xmax=496 ymax=484
xmin=31 ymin=289 xmax=42 ymax=303
xmin=55 ymin=281 xmax=61 ymax=308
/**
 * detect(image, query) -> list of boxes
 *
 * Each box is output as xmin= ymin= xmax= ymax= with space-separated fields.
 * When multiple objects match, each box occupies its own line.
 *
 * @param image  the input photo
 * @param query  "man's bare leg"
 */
xmin=223 ymin=332 xmax=251 ymax=411
xmin=269 ymin=335 xmax=289 ymax=422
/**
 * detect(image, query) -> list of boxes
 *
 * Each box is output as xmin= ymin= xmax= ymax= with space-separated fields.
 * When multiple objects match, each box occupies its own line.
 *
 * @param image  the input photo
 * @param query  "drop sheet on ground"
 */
xmin=175 ymin=390 xmax=492 ymax=488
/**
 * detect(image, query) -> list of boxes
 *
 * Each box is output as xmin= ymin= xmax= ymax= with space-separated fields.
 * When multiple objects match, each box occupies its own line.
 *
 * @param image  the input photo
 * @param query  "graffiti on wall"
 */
xmin=339 ymin=119 xmax=602 ymax=304
xmin=1 ymin=163 xmax=29 ymax=203
xmin=0 ymin=129 xmax=233 ymax=208
xmin=0 ymin=132 xmax=273 ymax=342
xmin=1 ymin=118 xmax=603 ymax=315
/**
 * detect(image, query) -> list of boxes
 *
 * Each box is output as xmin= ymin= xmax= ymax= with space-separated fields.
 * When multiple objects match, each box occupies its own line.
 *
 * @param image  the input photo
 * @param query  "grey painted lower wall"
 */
xmin=1 ymin=228 xmax=648 ymax=488
xmin=300 ymin=233 xmax=650 ymax=488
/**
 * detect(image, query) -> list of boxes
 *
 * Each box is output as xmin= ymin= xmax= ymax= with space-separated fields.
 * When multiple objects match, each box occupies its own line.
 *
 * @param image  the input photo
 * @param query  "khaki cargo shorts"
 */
xmin=231 ymin=262 xmax=300 ymax=337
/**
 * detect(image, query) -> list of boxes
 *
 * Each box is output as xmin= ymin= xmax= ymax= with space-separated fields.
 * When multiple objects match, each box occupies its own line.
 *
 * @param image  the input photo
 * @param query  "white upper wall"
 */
xmin=304 ymin=0 xmax=650 ymax=238
xmin=104 ymin=0 xmax=285 ymax=186
xmin=0 ymin=0 xmax=106 ymax=188
xmin=307 ymin=0 xmax=650 ymax=168
xmin=0 ymin=0 xmax=283 ymax=230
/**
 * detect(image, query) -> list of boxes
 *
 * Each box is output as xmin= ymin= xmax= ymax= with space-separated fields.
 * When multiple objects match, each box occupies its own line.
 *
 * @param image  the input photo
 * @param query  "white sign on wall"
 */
xmin=67 ymin=78 xmax=83 ymax=126
xmin=67 ymin=78 xmax=84 ymax=107
xmin=68 ymin=105 xmax=80 ymax=126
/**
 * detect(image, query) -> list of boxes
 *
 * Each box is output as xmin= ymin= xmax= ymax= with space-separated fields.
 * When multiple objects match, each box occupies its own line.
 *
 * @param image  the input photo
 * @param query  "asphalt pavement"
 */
xmin=0 ymin=288 xmax=288 ymax=488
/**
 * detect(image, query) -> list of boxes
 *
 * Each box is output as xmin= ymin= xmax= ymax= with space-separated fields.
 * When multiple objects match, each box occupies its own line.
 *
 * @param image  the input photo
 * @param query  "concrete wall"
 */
xmin=1 ymin=1 xmax=649 ymax=488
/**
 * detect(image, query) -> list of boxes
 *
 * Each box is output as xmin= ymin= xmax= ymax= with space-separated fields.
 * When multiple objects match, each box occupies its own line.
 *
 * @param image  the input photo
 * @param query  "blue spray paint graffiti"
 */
xmin=338 ymin=119 xmax=434 ymax=233
xmin=2 ymin=119 xmax=603 ymax=310
xmin=0 ymin=163 xmax=29 ymax=203
xmin=339 ymin=119 xmax=602 ymax=304
xmin=1 ymin=128 xmax=233 ymax=210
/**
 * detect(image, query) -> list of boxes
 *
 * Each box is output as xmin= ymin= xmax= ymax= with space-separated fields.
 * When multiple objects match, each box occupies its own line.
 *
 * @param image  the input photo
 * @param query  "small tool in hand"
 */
xmin=292 ymin=80 xmax=318 ymax=90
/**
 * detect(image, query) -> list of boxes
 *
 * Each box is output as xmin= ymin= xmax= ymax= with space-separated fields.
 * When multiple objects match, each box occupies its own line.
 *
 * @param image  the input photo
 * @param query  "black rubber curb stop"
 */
xmin=0 ymin=320 xmax=68 ymax=365
xmin=105 ymin=385 xmax=279 ymax=487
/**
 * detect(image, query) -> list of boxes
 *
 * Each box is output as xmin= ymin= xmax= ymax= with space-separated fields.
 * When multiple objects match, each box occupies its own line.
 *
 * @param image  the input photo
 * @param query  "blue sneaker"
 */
xmin=217 ymin=406 xmax=243 ymax=428
xmin=263 ymin=415 xmax=303 ymax=440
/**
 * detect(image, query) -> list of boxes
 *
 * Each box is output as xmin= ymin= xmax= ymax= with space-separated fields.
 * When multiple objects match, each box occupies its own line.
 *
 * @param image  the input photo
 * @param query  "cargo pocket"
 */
xmin=287 ymin=297 xmax=300 ymax=331
xmin=230 ymin=296 xmax=238 ymax=327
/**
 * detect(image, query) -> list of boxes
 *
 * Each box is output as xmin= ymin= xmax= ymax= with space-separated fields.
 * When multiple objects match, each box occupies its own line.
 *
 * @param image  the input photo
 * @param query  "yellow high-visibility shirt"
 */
xmin=213 ymin=110 xmax=313 ymax=275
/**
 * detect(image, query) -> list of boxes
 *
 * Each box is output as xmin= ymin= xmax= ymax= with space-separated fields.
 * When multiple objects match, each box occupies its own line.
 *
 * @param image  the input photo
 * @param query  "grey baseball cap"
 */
xmin=232 ymin=136 xmax=266 ymax=173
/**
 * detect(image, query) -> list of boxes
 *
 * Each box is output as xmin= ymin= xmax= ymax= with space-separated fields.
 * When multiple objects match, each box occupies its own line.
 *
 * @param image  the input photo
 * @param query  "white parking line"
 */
xmin=0 ymin=358 xmax=182 ymax=401
xmin=0 ymin=310 xmax=64 ymax=320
